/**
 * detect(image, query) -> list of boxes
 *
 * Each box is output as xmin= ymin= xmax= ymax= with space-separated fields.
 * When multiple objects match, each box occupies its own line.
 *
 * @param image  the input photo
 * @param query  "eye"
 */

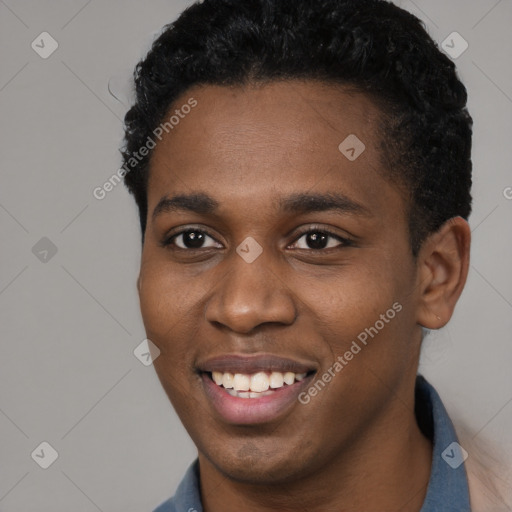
xmin=162 ymin=229 xmax=221 ymax=250
xmin=290 ymin=229 xmax=352 ymax=251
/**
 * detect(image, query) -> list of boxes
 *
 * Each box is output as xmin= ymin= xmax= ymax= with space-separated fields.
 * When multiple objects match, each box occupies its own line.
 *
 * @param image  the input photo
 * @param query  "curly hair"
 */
xmin=121 ymin=0 xmax=472 ymax=255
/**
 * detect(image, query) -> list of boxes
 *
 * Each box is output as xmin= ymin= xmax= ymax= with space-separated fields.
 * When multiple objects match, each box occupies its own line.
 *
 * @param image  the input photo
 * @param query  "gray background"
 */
xmin=0 ymin=0 xmax=511 ymax=510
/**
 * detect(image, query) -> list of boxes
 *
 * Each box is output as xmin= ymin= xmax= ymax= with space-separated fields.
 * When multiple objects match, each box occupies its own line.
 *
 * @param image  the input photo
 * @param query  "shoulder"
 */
xmin=455 ymin=425 xmax=512 ymax=511
xmin=152 ymin=498 xmax=176 ymax=512
xmin=151 ymin=459 xmax=201 ymax=512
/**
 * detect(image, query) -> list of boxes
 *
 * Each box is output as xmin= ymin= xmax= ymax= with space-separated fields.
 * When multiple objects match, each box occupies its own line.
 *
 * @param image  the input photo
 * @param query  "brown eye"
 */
xmin=163 ymin=229 xmax=221 ymax=250
xmin=290 ymin=229 xmax=351 ymax=251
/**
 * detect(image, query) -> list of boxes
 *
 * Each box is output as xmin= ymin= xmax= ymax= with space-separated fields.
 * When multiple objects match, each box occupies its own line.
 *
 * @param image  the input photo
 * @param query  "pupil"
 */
xmin=307 ymin=232 xmax=327 ymax=249
xmin=184 ymin=231 xmax=204 ymax=248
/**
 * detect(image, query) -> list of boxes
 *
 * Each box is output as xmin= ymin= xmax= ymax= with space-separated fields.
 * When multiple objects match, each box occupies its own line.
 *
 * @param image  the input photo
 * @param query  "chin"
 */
xmin=201 ymin=438 xmax=317 ymax=486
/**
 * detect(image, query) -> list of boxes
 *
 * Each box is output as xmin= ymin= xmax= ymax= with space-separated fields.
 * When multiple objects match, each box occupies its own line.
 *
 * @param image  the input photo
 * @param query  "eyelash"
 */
xmin=160 ymin=225 xmax=353 ymax=252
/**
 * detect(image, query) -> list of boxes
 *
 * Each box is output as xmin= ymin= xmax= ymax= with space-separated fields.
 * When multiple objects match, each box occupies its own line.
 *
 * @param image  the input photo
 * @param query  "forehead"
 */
xmin=151 ymin=80 xmax=381 ymax=156
xmin=146 ymin=80 xmax=399 ymax=219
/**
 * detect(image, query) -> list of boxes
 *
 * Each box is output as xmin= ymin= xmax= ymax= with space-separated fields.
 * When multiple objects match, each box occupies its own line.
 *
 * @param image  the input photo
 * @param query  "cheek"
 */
xmin=138 ymin=257 xmax=203 ymax=353
xmin=138 ymin=265 xmax=174 ymax=342
xmin=300 ymin=264 xmax=401 ymax=334
xmin=138 ymin=260 xmax=205 ymax=412
xmin=297 ymin=254 xmax=416 ymax=381
xmin=291 ymin=270 xmax=414 ymax=444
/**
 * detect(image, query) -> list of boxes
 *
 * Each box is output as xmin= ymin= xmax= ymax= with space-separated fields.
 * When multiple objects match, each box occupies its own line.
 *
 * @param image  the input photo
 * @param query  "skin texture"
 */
xmin=137 ymin=81 xmax=471 ymax=512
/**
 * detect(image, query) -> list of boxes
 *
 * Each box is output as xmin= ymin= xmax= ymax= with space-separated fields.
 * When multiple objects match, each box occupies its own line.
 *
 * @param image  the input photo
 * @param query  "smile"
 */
xmin=197 ymin=354 xmax=317 ymax=424
xmin=209 ymin=370 xmax=308 ymax=398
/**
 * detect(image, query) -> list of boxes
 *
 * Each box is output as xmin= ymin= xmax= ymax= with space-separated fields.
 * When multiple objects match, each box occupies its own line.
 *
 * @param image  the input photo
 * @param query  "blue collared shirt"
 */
xmin=154 ymin=375 xmax=471 ymax=511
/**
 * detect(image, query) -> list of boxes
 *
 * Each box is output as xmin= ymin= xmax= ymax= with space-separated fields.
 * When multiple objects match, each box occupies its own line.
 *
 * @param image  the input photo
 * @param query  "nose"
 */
xmin=205 ymin=252 xmax=297 ymax=334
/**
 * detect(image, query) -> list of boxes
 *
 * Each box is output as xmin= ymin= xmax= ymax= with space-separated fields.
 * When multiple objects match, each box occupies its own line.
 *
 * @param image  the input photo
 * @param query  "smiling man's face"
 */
xmin=138 ymin=80 xmax=427 ymax=486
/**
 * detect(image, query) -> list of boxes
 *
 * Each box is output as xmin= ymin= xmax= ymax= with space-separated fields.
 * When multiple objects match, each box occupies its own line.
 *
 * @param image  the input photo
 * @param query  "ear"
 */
xmin=415 ymin=217 xmax=471 ymax=329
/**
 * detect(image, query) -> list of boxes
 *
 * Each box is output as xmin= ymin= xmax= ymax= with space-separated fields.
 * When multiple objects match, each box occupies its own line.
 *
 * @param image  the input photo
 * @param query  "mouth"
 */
xmin=206 ymin=369 xmax=314 ymax=398
xmin=197 ymin=354 xmax=317 ymax=425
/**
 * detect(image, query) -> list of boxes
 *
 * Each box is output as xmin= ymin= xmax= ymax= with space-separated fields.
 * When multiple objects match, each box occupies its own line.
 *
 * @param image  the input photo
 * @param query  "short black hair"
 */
xmin=122 ymin=0 xmax=472 ymax=255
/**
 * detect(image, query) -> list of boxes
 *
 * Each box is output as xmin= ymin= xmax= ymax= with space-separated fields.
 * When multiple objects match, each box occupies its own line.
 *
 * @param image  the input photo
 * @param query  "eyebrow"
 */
xmin=279 ymin=192 xmax=371 ymax=217
xmin=151 ymin=191 xmax=371 ymax=221
xmin=152 ymin=193 xmax=219 ymax=220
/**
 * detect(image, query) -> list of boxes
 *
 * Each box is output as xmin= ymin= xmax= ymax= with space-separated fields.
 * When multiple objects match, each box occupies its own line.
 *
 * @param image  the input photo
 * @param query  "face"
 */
xmin=138 ymin=81 xmax=424 ymax=485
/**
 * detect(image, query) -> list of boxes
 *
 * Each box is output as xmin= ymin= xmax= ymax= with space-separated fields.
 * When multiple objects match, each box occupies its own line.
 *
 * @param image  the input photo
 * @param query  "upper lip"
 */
xmin=197 ymin=354 xmax=317 ymax=375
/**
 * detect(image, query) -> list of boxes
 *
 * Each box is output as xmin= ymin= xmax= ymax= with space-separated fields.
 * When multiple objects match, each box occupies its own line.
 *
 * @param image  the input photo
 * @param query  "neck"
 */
xmin=199 ymin=377 xmax=433 ymax=512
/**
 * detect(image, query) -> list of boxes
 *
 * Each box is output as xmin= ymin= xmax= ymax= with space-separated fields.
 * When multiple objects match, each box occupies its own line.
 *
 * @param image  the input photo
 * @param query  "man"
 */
xmin=121 ymin=0 xmax=507 ymax=510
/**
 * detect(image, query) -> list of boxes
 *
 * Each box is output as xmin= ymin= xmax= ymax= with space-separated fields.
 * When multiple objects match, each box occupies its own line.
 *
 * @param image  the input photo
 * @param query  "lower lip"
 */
xmin=201 ymin=372 xmax=314 ymax=425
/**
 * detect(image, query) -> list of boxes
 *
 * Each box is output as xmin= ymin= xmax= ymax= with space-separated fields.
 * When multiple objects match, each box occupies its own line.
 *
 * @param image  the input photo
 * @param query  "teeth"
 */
xmin=283 ymin=372 xmax=295 ymax=385
xmin=269 ymin=371 xmax=284 ymax=388
xmin=226 ymin=388 xmax=276 ymax=399
xmin=222 ymin=372 xmax=234 ymax=389
xmin=233 ymin=373 xmax=250 ymax=391
xmin=210 ymin=370 xmax=309 ymax=394
xmin=250 ymin=372 xmax=269 ymax=392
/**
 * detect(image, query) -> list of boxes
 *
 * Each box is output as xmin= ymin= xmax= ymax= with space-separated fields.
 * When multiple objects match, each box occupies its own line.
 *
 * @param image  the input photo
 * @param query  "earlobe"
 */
xmin=416 ymin=217 xmax=471 ymax=329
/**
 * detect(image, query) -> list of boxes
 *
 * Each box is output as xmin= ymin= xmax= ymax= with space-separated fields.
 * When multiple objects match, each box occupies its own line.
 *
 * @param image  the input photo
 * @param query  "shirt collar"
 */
xmin=154 ymin=375 xmax=470 ymax=512
xmin=417 ymin=375 xmax=471 ymax=511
